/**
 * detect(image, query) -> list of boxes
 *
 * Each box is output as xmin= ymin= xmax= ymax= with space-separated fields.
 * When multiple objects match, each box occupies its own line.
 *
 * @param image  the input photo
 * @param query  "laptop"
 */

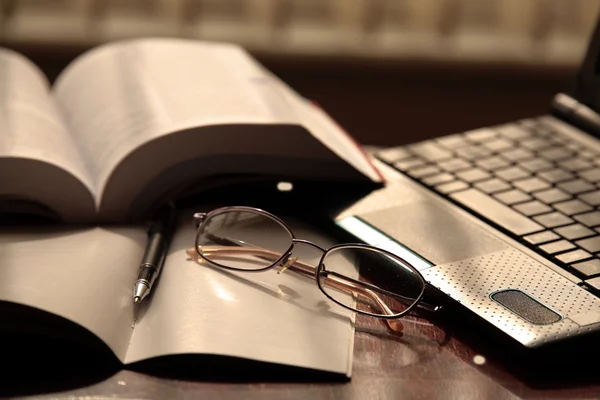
xmin=335 ymin=18 xmax=600 ymax=348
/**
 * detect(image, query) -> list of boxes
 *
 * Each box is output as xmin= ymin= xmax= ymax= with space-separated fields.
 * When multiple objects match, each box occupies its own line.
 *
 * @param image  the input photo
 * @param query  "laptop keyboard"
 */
xmin=376 ymin=117 xmax=600 ymax=296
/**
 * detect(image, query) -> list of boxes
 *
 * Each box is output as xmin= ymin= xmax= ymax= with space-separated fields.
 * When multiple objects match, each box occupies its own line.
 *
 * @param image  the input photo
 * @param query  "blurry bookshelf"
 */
xmin=1 ymin=0 xmax=599 ymax=145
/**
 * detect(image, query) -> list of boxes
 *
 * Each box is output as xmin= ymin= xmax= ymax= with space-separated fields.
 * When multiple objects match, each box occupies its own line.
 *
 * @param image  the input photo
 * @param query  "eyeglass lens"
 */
xmin=319 ymin=246 xmax=425 ymax=317
xmin=196 ymin=209 xmax=293 ymax=270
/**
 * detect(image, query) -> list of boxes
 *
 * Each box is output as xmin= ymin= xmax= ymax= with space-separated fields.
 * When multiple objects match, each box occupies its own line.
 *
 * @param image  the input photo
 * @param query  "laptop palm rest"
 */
xmin=357 ymin=200 xmax=507 ymax=265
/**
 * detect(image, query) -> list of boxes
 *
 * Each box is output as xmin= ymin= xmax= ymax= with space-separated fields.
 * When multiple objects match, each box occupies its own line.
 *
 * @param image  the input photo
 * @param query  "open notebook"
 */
xmin=0 ymin=38 xmax=381 ymax=223
xmin=0 ymin=212 xmax=355 ymax=378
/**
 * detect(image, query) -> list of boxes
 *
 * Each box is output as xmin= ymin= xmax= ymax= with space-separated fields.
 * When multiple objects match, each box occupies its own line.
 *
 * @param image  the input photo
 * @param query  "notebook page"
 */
xmin=0 ymin=226 xmax=146 ymax=360
xmin=52 ymin=38 xmax=303 ymax=205
xmin=0 ymin=48 xmax=93 ymax=192
xmin=125 ymin=217 xmax=355 ymax=376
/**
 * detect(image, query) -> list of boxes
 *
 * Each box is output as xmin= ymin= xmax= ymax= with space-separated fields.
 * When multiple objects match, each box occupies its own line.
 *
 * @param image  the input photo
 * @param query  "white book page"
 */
xmin=52 ymin=38 xmax=378 ymax=207
xmin=0 ymin=48 xmax=93 ymax=191
xmin=125 ymin=216 xmax=355 ymax=376
xmin=52 ymin=38 xmax=302 ymax=204
xmin=267 ymin=77 xmax=382 ymax=182
xmin=0 ymin=226 xmax=146 ymax=360
xmin=246 ymin=71 xmax=381 ymax=182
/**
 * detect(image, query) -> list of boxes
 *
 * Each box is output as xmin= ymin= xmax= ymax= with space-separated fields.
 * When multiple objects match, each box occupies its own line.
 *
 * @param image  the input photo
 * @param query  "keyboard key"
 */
xmin=546 ymin=136 xmax=568 ymax=145
xmin=494 ymin=189 xmax=531 ymax=205
xmin=451 ymin=189 xmax=543 ymax=236
xmin=539 ymin=240 xmax=576 ymax=254
xmin=513 ymin=201 xmax=552 ymax=216
xmin=579 ymin=190 xmax=600 ymax=206
xmin=585 ymin=276 xmax=600 ymax=292
xmin=540 ymin=147 xmax=574 ymax=161
xmin=501 ymin=148 xmax=534 ymax=162
xmin=519 ymin=158 xmax=553 ymax=172
xmin=422 ymin=173 xmax=455 ymax=186
xmin=581 ymin=150 xmax=596 ymax=159
xmin=456 ymin=168 xmax=491 ymax=183
xmin=566 ymin=141 xmax=583 ymax=152
xmin=537 ymin=169 xmax=575 ymax=184
xmin=483 ymin=138 xmax=513 ymax=151
xmin=553 ymin=199 xmax=593 ymax=215
xmin=408 ymin=165 xmax=440 ymax=178
xmin=455 ymin=145 xmax=493 ymax=160
xmin=435 ymin=180 xmax=469 ymax=194
xmin=579 ymin=168 xmax=600 ymax=182
xmin=465 ymin=128 xmax=497 ymax=142
xmin=409 ymin=142 xmax=453 ymax=162
xmin=557 ymin=179 xmax=595 ymax=195
xmin=523 ymin=231 xmax=560 ymax=245
xmin=576 ymin=236 xmax=600 ymax=253
xmin=437 ymin=134 xmax=470 ymax=149
xmin=559 ymin=159 xmax=593 ymax=171
xmin=438 ymin=158 xmax=471 ymax=172
xmin=574 ymin=211 xmax=600 ymax=227
xmin=554 ymin=224 xmax=596 ymax=240
xmin=543 ymin=135 xmax=567 ymax=145
xmin=519 ymin=119 xmax=538 ymax=129
xmin=497 ymin=124 xmax=531 ymax=140
xmin=533 ymin=212 xmax=574 ymax=228
xmin=555 ymin=249 xmax=593 ymax=264
xmin=495 ymin=166 xmax=530 ymax=181
xmin=571 ymin=259 xmax=600 ymax=277
xmin=474 ymin=178 xmax=511 ymax=194
xmin=513 ymin=177 xmax=551 ymax=193
xmin=378 ymin=147 xmax=411 ymax=163
xmin=519 ymin=137 xmax=552 ymax=151
xmin=543 ymin=132 xmax=565 ymax=142
xmin=476 ymin=156 xmax=510 ymax=171
xmin=535 ymin=117 xmax=560 ymax=133
xmin=394 ymin=158 xmax=425 ymax=171
xmin=533 ymin=188 xmax=571 ymax=204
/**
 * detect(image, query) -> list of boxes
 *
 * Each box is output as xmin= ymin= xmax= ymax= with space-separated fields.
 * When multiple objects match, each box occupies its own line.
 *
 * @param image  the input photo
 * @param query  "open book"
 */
xmin=0 ymin=38 xmax=381 ymax=224
xmin=0 ymin=212 xmax=355 ymax=379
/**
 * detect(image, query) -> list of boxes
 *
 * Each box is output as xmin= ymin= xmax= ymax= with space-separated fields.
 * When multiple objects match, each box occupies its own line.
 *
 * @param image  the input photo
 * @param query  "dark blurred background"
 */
xmin=1 ymin=0 xmax=598 ymax=146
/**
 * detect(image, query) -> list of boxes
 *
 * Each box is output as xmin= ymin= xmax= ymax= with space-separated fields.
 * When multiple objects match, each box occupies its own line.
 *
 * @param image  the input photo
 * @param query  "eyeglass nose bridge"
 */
xmin=291 ymin=238 xmax=327 ymax=253
xmin=275 ymin=239 xmax=327 ymax=278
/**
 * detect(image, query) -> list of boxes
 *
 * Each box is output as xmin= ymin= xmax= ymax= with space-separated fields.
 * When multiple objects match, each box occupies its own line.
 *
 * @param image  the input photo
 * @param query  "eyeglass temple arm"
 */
xmin=188 ymin=245 xmax=440 ymax=314
xmin=187 ymin=246 xmax=400 ymax=327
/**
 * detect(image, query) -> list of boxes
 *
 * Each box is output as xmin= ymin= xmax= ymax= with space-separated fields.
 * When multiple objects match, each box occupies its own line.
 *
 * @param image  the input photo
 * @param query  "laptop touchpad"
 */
xmin=358 ymin=200 xmax=508 ymax=265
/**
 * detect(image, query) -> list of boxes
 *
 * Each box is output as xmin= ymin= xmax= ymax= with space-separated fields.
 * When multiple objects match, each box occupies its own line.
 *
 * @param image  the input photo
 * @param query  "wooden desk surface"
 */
xmin=5 ymin=305 xmax=599 ymax=400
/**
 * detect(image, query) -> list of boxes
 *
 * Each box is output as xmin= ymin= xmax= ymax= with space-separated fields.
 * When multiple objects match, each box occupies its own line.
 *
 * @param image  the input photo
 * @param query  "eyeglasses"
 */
xmin=186 ymin=206 xmax=439 ymax=325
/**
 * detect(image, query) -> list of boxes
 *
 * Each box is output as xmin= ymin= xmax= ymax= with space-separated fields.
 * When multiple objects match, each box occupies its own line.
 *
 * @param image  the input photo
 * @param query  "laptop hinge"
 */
xmin=551 ymin=93 xmax=600 ymax=136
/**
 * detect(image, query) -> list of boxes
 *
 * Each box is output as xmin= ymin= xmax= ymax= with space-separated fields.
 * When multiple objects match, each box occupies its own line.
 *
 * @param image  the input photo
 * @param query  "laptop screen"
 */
xmin=573 ymin=15 xmax=600 ymax=113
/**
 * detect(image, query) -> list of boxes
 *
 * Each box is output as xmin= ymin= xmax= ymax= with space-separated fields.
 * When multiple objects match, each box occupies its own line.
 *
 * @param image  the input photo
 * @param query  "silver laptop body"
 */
xmin=335 ymin=20 xmax=600 ymax=348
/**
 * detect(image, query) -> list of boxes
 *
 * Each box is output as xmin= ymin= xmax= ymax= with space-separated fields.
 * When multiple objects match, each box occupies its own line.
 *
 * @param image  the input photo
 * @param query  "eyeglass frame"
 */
xmin=191 ymin=206 xmax=439 ymax=320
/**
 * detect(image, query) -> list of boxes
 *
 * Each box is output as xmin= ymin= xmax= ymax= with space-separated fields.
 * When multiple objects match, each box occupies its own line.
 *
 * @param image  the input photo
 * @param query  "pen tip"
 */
xmin=134 ymin=296 xmax=141 ymax=304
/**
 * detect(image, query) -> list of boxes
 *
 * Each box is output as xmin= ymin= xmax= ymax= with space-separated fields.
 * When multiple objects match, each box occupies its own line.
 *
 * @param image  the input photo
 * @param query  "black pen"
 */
xmin=132 ymin=203 xmax=178 ymax=304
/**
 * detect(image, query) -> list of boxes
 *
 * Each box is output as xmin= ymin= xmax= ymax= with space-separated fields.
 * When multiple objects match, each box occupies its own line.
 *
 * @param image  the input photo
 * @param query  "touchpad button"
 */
xmin=491 ymin=289 xmax=562 ymax=325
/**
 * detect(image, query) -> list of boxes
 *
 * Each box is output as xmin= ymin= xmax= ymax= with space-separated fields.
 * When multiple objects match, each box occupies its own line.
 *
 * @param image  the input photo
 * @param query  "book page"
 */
xmin=0 ymin=48 xmax=93 ymax=193
xmin=0 ymin=226 xmax=146 ymax=360
xmin=258 ymin=76 xmax=382 ymax=183
xmin=125 ymin=213 xmax=355 ymax=376
xmin=51 ymin=38 xmax=379 ymax=208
